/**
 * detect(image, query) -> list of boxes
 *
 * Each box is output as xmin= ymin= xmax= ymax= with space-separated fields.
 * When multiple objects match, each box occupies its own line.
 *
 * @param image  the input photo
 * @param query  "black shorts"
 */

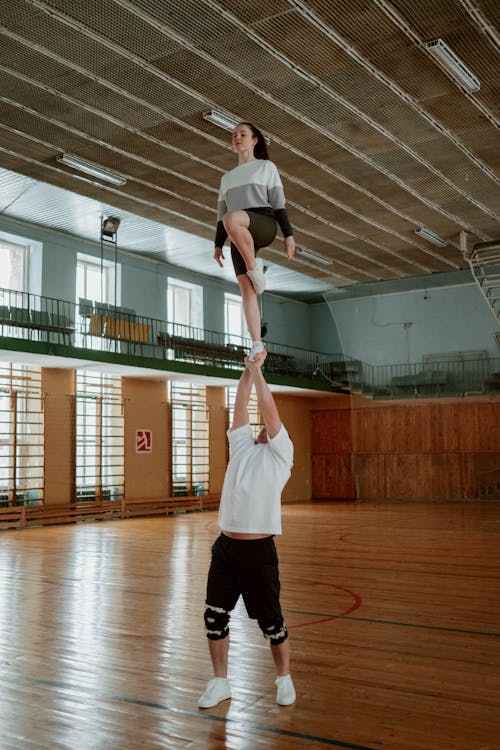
xmin=231 ymin=210 xmax=277 ymax=277
xmin=206 ymin=533 xmax=283 ymax=623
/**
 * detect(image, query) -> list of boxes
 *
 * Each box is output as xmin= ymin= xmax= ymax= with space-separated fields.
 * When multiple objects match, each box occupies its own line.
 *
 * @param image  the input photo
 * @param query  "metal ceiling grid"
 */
xmin=202 ymin=5 xmax=496 ymax=223
xmin=0 ymin=0 xmax=498 ymax=300
xmin=13 ymin=2 xmax=484 ymax=238
xmin=235 ymin=8 xmax=499 ymax=227
xmin=213 ymin=0 xmax=293 ymax=26
xmin=40 ymin=0 xmax=181 ymax=62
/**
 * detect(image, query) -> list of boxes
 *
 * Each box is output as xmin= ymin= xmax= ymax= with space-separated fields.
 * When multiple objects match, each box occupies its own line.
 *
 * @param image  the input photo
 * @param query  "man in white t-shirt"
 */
xmin=198 ymin=352 xmax=295 ymax=709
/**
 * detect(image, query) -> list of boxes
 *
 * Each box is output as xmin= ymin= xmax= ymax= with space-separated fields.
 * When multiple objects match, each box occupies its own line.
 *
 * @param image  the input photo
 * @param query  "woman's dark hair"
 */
xmin=239 ymin=122 xmax=269 ymax=160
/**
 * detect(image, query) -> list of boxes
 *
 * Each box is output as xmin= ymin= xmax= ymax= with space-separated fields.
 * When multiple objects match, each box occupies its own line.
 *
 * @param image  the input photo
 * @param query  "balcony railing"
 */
xmin=0 ymin=287 xmax=499 ymax=398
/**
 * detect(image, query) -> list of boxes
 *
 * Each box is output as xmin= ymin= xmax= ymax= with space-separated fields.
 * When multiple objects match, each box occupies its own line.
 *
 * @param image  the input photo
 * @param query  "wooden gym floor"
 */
xmin=1 ymin=501 xmax=499 ymax=750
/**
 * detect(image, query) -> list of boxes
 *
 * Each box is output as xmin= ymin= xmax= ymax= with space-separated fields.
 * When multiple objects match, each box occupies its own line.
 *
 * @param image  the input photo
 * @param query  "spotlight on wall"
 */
xmin=414 ymin=226 xmax=447 ymax=247
xmin=57 ymin=153 xmax=127 ymax=186
xmin=426 ymin=39 xmax=480 ymax=93
xmin=101 ymin=216 xmax=121 ymax=239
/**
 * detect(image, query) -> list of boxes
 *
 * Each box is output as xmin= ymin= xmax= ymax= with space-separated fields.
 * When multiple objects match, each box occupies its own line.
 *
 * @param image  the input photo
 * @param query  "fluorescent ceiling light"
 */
xmin=57 ymin=154 xmax=127 ymax=186
xmin=203 ymin=110 xmax=271 ymax=143
xmin=414 ymin=226 xmax=447 ymax=247
xmin=203 ymin=110 xmax=240 ymax=132
xmin=297 ymin=247 xmax=333 ymax=265
xmin=426 ymin=39 xmax=480 ymax=93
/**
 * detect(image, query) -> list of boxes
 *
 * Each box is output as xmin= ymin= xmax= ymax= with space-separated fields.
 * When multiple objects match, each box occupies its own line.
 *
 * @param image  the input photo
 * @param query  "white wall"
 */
xmin=325 ymin=274 xmax=499 ymax=364
xmin=0 ymin=215 xmax=317 ymax=351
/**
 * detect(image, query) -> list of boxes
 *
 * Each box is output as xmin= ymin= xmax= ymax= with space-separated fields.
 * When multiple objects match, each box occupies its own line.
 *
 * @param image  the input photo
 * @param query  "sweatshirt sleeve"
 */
xmin=274 ymin=208 xmax=294 ymax=237
xmin=215 ymin=177 xmax=228 ymax=247
xmin=215 ymin=220 xmax=228 ymax=248
xmin=267 ymin=163 xmax=294 ymax=237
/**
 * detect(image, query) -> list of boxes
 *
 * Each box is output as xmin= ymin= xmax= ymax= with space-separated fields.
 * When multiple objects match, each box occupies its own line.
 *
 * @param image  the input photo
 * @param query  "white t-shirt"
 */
xmin=217 ymin=423 xmax=294 ymax=535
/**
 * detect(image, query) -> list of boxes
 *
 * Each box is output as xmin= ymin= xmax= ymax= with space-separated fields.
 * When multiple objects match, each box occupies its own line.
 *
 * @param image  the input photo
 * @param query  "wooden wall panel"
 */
xmin=349 ymin=403 xmax=500 ymax=455
xmin=312 ymin=400 xmax=500 ymax=501
xmin=312 ymin=455 xmax=356 ymax=499
xmin=352 ymin=455 xmax=387 ymax=499
xmin=311 ymin=408 xmax=352 ymax=454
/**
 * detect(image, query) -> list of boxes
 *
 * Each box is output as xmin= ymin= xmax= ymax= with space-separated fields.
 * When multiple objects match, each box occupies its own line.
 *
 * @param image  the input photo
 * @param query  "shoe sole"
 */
xmin=198 ymin=693 xmax=231 ymax=709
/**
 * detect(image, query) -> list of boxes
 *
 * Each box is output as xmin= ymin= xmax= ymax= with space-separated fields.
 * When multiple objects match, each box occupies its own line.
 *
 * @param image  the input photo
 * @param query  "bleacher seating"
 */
xmin=391 ymin=370 xmax=448 ymax=395
xmin=157 ymin=331 xmax=247 ymax=367
xmin=0 ymin=305 xmax=73 ymax=343
xmin=83 ymin=300 xmax=150 ymax=343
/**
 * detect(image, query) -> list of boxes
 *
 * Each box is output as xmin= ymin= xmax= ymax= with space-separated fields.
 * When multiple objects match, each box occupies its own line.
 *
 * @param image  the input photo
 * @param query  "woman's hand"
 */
xmin=284 ymin=235 xmax=295 ymax=259
xmin=214 ymin=247 xmax=225 ymax=267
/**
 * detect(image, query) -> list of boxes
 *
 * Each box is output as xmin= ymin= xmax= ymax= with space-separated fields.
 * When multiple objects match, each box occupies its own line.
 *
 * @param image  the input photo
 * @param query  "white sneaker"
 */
xmin=198 ymin=677 xmax=231 ymax=709
xmin=247 ymin=258 xmax=266 ymax=295
xmin=275 ymin=674 xmax=296 ymax=706
xmin=248 ymin=340 xmax=266 ymax=362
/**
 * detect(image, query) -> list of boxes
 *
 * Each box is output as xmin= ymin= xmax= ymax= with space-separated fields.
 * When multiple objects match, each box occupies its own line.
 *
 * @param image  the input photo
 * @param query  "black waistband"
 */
xmin=245 ymin=207 xmax=275 ymax=218
xmin=220 ymin=532 xmax=274 ymax=545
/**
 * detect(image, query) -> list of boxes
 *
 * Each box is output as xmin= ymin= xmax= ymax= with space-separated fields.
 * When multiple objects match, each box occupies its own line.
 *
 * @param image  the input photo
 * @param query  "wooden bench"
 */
xmin=157 ymin=332 xmax=246 ymax=367
xmin=0 ymin=496 xmax=220 ymax=529
xmin=0 ymin=501 xmax=122 ymax=529
xmin=0 ymin=505 xmax=29 ymax=529
xmin=121 ymin=494 xmax=219 ymax=518
xmin=89 ymin=314 xmax=150 ymax=343
xmin=391 ymin=370 xmax=448 ymax=395
xmin=264 ymin=351 xmax=297 ymax=375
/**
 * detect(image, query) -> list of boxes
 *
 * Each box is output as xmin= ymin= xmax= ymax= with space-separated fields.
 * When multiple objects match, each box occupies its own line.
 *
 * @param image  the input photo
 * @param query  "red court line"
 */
xmin=289 ymin=581 xmax=362 ymax=629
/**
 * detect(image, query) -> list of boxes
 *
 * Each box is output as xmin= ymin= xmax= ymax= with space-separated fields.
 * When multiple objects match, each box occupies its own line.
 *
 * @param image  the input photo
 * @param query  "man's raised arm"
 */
xmin=245 ymin=353 xmax=281 ymax=439
xmin=230 ymin=365 xmax=253 ymax=431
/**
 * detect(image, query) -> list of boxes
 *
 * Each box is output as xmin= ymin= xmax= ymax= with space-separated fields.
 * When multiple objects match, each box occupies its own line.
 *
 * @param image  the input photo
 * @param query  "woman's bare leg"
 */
xmin=223 ymin=211 xmax=256 ymax=271
xmin=237 ymin=274 xmax=261 ymax=342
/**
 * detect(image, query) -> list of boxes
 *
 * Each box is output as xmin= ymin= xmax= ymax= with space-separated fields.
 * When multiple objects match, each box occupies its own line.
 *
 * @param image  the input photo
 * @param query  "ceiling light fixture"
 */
xmin=203 ymin=110 xmax=240 ymax=132
xmin=414 ymin=226 xmax=447 ymax=247
xmin=297 ymin=247 xmax=333 ymax=265
xmin=426 ymin=39 xmax=480 ymax=93
xmin=57 ymin=153 xmax=127 ymax=186
xmin=203 ymin=110 xmax=271 ymax=144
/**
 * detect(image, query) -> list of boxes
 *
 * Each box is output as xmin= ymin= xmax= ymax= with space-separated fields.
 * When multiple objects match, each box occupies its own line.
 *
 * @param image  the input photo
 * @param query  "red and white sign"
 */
xmin=136 ymin=429 xmax=152 ymax=454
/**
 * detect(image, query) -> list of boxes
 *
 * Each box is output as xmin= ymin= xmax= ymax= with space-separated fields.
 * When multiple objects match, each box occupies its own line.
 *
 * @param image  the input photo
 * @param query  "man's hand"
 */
xmin=244 ymin=351 xmax=281 ymax=438
xmin=214 ymin=247 xmax=225 ymax=267
xmin=245 ymin=350 xmax=267 ymax=370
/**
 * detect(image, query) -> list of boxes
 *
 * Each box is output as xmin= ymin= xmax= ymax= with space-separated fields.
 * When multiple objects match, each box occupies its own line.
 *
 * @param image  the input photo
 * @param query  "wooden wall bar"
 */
xmin=312 ymin=400 xmax=500 ymax=501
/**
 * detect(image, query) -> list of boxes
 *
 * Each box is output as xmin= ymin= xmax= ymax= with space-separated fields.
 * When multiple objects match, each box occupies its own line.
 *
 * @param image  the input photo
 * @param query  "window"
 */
xmin=224 ymin=292 xmax=249 ymax=346
xmin=0 ymin=240 xmax=28 ymax=293
xmin=167 ymin=278 xmax=203 ymax=338
xmin=169 ymin=383 xmax=209 ymax=496
xmin=0 ymin=364 xmax=43 ymax=506
xmin=76 ymin=253 xmax=118 ymax=348
xmin=76 ymin=253 xmax=116 ymax=306
xmin=226 ymin=386 xmax=262 ymax=440
xmin=75 ymin=371 xmax=124 ymax=502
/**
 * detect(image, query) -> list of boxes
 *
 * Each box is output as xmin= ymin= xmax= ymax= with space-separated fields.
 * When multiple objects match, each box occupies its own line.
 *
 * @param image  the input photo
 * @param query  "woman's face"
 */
xmin=232 ymin=124 xmax=257 ymax=154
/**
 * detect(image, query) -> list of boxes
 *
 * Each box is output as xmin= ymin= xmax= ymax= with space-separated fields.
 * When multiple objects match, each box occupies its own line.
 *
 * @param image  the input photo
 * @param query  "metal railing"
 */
xmin=358 ymin=357 xmax=500 ymax=399
xmin=1 ymin=287 xmax=499 ymax=398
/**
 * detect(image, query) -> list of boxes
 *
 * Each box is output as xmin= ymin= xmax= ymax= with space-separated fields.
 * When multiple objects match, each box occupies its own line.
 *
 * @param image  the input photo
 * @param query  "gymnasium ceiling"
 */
xmin=0 ymin=0 xmax=499 ymax=301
